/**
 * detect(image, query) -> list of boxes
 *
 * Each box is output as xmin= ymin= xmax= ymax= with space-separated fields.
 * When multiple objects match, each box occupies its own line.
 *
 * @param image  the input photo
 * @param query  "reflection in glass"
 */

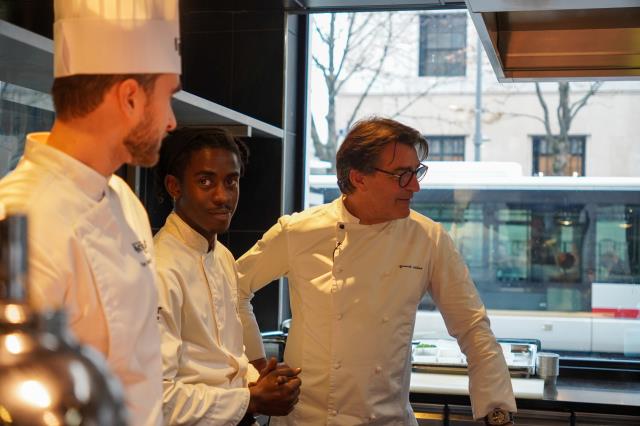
xmin=0 ymin=81 xmax=54 ymax=178
xmin=411 ymin=186 xmax=639 ymax=314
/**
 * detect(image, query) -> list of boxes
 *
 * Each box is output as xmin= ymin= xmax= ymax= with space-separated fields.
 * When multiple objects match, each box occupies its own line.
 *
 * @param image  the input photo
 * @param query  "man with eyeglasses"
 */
xmin=237 ymin=117 xmax=516 ymax=425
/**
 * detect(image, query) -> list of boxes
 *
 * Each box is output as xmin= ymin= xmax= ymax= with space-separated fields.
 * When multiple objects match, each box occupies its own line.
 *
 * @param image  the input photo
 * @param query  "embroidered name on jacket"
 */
xmin=399 ymin=264 xmax=423 ymax=270
xmin=132 ymin=240 xmax=152 ymax=266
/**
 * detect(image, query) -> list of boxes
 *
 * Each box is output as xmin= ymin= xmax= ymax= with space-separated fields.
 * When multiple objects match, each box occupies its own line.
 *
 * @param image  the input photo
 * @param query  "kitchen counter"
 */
xmin=410 ymin=372 xmax=640 ymax=417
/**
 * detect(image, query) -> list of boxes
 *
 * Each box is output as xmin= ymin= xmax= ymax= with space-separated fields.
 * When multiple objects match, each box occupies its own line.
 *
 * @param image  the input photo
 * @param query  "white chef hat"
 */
xmin=54 ymin=0 xmax=181 ymax=77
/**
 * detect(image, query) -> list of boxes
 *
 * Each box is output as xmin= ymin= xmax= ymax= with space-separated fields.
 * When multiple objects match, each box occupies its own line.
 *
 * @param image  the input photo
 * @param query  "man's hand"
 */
xmin=247 ymin=357 xmax=302 ymax=416
xmin=256 ymin=357 xmax=301 ymax=384
xmin=250 ymin=357 xmax=268 ymax=374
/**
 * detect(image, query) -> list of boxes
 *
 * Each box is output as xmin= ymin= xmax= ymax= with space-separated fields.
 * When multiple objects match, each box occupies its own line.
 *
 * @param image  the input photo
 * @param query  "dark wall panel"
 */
xmin=180 ymin=1 xmax=285 ymax=128
xmin=0 ymin=0 xmax=53 ymax=39
xmin=233 ymin=29 xmax=284 ymax=127
xmin=231 ymin=138 xmax=283 ymax=232
xmin=181 ymin=30 xmax=234 ymax=107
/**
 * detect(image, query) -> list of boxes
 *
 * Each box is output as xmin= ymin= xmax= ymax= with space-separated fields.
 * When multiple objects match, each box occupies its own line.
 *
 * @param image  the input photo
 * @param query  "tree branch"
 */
xmin=569 ymin=81 xmax=603 ymax=121
xmin=334 ymin=15 xmax=387 ymax=93
xmin=557 ymin=82 xmax=570 ymax=138
xmin=334 ymin=13 xmax=356 ymax=80
xmin=314 ymin=21 xmax=330 ymax=46
xmin=535 ymin=83 xmax=553 ymax=136
xmin=311 ymin=54 xmax=328 ymax=79
xmin=334 ymin=63 xmax=364 ymax=93
xmin=345 ymin=15 xmax=394 ymax=129
xmin=310 ymin=115 xmax=329 ymax=161
xmin=497 ymin=110 xmax=546 ymax=125
xmin=391 ymin=80 xmax=440 ymax=119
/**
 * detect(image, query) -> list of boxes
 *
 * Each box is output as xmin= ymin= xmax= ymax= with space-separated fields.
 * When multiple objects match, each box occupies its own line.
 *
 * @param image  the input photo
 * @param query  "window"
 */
xmin=418 ymin=13 xmax=467 ymax=77
xmin=532 ymin=135 xmax=586 ymax=176
xmin=426 ymin=135 xmax=465 ymax=161
xmin=0 ymin=81 xmax=54 ymax=178
xmin=306 ymin=9 xmax=640 ymax=363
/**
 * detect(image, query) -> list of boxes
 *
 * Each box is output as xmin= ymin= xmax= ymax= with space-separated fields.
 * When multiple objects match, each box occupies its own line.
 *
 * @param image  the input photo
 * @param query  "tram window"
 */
xmin=595 ymin=205 xmax=639 ymax=283
xmin=412 ymin=194 xmax=592 ymax=312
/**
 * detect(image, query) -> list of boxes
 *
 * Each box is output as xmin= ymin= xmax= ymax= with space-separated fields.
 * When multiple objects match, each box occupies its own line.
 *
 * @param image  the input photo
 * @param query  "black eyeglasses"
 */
xmin=373 ymin=164 xmax=428 ymax=188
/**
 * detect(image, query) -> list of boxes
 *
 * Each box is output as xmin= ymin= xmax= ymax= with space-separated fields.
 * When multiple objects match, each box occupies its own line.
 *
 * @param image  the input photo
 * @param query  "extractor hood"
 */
xmin=465 ymin=0 xmax=640 ymax=81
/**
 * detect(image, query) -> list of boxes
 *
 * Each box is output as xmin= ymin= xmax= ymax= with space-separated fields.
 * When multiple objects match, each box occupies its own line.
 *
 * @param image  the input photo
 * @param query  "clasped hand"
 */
xmin=248 ymin=357 xmax=302 ymax=416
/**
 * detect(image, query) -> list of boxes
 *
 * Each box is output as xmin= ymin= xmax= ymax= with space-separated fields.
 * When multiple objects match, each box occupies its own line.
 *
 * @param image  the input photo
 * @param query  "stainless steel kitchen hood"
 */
xmin=465 ymin=0 xmax=640 ymax=81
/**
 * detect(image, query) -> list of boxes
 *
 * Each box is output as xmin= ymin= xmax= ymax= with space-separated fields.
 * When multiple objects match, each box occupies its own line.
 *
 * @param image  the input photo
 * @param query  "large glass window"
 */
xmin=306 ymin=10 xmax=640 ymax=362
xmin=0 ymin=81 xmax=54 ymax=177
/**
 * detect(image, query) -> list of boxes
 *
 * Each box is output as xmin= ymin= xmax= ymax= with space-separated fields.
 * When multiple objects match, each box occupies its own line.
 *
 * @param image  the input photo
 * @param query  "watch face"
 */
xmin=488 ymin=409 xmax=509 ymax=425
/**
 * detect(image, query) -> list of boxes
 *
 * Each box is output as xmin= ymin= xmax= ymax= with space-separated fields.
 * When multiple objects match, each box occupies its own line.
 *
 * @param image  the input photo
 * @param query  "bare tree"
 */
xmin=311 ymin=11 xmax=484 ymax=173
xmin=310 ymin=12 xmax=447 ymax=171
xmin=310 ymin=13 xmax=393 ymax=171
xmin=534 ymin=82 xmax=602 ymax=175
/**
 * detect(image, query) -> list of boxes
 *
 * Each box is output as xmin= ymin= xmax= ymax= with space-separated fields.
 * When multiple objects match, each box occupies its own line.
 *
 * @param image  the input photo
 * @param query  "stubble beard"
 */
xmin=123 ymin=108 xmax=163 ymax=167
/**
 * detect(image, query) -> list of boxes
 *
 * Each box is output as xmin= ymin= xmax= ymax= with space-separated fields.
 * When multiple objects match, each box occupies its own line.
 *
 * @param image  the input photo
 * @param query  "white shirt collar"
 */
xmin=24 ymin=132 xmax=109 ymax=202
xmin=335 ymin=195 xmax=394 ymax=230
xmin=164 ymin=211 xmax=214 ymax=254
xmin=336 ymin=195 xmax=361 ymax=223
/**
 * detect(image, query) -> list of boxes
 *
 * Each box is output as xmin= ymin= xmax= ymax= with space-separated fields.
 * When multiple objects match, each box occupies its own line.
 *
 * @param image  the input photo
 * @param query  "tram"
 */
xmin=309 ymin=169 xmax=640 ymax=356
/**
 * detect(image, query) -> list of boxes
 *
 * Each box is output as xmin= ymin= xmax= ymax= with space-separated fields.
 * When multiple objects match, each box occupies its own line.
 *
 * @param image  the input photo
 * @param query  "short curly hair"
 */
xmin=156 ymin=127 xmax=250 ymax=200
xmin=336 ymin=117 xmax=429 ymax=194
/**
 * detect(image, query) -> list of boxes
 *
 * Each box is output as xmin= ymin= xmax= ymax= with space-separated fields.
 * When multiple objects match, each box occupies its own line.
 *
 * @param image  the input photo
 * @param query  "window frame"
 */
xmin=418 ymin=12 xmax=468 ymax=77
xmin=425 ymin=135 xmax=466 ymax=161
xmin=304 ymin=8 xmax=640 ymax=373
xmin=532 ymin=135 xmax=587 ymax=177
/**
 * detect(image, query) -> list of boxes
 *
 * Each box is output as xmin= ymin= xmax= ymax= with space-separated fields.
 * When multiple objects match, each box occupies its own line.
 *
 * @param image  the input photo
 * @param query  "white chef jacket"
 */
xmin=237 ymin=197 xmax=516 ymax=425
xmin=154 ymin=212 xmax=259 ymax=425
xmin=0 ymin=133 xmax=162 ymax=426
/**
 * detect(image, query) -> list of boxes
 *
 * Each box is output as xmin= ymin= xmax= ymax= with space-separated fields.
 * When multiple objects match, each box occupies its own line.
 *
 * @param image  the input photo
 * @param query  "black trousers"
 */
xmin=237 ymin=412 xmax=257 ymax=426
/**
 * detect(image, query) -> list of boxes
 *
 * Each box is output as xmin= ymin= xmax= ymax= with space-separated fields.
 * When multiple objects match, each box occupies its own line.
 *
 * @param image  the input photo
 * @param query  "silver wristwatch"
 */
xmin=484 ymin=408 xmax=514 ymax=425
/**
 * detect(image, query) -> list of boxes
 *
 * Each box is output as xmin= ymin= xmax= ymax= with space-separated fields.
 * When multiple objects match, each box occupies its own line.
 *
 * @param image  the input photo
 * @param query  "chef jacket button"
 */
xmin=375 ymin=365 xmax=382 ymax=373
xmin=354 ymin=298 xmax=360 ymax=304
xmin=382 ymin=271 xmax=390 ymax=278
xmin=337 ymin=313 xmax=343 ymax=320
xmin=329 ymin=409 xmax=338 ymax=416
xmin=334 ymin=362 xmax=341 ymax=369
xmin=382 ymin=316 xmax=389 ymax=323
